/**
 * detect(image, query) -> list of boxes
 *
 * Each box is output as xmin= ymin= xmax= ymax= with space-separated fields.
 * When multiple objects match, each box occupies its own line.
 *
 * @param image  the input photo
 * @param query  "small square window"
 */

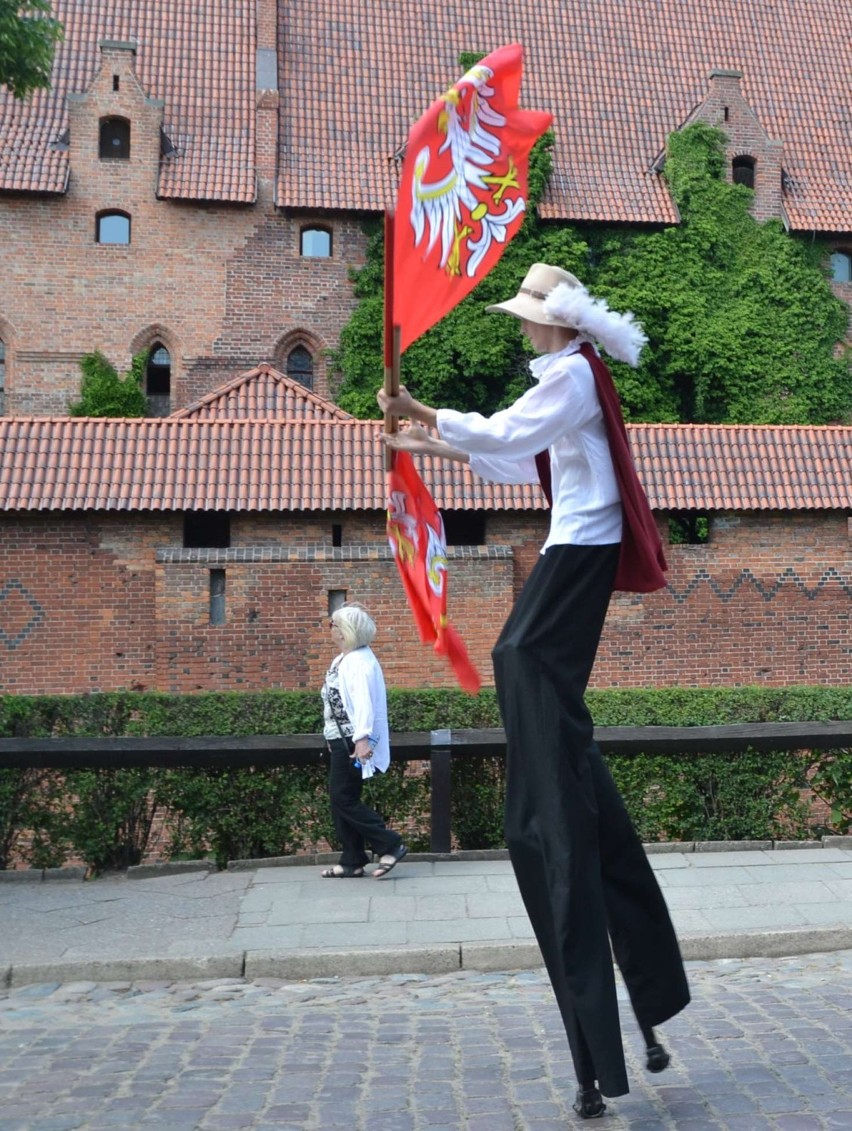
xmin=300 ymin=227 xmax=331 ymax=257
xmin=97 ymin=212 xmax=131 ymax=245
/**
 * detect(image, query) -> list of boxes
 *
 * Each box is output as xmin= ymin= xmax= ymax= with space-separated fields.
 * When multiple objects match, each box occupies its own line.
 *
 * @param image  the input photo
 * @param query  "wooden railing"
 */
xmin=2 ymin=721 xmax=850 ymax=854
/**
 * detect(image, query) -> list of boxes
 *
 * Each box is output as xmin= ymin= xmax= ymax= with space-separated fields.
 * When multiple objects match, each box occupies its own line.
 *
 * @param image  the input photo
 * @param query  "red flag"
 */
xmin=393 ymin=44 xmax=552 ymax=353
xmin=387 ymin=451 xmax=481 ymax=693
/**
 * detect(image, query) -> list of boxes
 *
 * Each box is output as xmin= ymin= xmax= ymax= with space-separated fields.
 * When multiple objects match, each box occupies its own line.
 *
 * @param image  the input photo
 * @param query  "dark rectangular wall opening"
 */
xmin=209 ymin=569 xmax=226 ymax=624
xmin=184 ymin=511 xmax=231 ymax=548
xmin=442 ymin=511 xmax=486 ymax=546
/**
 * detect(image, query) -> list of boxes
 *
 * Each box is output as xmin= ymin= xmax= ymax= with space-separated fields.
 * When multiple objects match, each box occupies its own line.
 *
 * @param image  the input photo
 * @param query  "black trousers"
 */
xmin=492 ymin=544 xmax=690 ymax=1098
xmin=327 ymin=739 xmax=401 ymax=868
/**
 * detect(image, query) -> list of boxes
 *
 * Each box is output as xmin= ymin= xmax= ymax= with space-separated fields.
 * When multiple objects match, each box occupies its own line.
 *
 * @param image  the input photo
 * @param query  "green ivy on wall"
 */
xmin=69 ymin=350 xmax=148 ymax=418
xmin=331 ymin=121 xmax=851 ymax=425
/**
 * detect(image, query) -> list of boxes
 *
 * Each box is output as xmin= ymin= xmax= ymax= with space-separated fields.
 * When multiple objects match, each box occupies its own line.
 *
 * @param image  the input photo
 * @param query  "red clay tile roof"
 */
xmin=634 ymin=424 xmax=852 ymax=511
xmin=277 ymin=0 xmax=852 ymax=231
xmin=0 ymin=418 xmax=850 ymax=514
xmin=171 ymin=365 xmax=352 ymax=421
xmin=0 ymin=0 xmax=255 ymax=201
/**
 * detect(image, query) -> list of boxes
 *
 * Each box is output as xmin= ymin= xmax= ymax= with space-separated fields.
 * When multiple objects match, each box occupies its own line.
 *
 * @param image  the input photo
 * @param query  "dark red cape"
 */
xmin=534 ymin=343 xmax=667 ymax=594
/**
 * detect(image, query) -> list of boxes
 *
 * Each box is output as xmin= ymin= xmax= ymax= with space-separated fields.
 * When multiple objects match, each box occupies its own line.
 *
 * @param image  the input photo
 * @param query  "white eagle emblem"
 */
xmin=409 ymin=62 xmax=527 ymax=278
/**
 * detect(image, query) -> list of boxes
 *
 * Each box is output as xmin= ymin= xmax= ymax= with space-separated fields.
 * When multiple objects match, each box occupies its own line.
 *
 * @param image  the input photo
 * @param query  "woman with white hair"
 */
xmin=379 ymin=264 xmax=689 ymax=1118
xmin=320 ymin=602 xmax=408 ymax=880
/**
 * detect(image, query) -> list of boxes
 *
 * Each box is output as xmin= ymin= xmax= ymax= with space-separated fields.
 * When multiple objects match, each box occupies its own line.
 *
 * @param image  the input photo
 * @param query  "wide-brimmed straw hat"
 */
xmin=486 ymin=262 xmax=648 ymax=368
xmin=486 ymin=263 xmax=582 ymax=326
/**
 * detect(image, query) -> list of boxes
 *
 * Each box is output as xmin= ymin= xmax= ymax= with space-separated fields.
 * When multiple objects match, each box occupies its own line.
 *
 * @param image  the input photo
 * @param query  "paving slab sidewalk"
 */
xmin=2 ymin=846 xmax=852 ymax=987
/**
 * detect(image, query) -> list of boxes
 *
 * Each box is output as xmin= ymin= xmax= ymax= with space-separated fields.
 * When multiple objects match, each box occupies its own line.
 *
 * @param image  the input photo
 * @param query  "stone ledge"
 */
xmin=127 ymin=860 xmax=214 ymax=880
xmin=0 ymin=867 xmax=86 ymax=883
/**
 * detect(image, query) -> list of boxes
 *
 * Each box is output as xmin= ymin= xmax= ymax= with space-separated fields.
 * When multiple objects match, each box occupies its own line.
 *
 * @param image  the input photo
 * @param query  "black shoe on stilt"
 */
xmin=573 ymin=1087 xmax=606 ymax=1119
xmin=645 ymin=1043 xmax=670 ymax=1073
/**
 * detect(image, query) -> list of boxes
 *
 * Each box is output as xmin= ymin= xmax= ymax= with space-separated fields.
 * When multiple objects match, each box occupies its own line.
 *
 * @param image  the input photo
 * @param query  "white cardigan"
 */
xmin=335 ymin=646 xmax=391 ymax=775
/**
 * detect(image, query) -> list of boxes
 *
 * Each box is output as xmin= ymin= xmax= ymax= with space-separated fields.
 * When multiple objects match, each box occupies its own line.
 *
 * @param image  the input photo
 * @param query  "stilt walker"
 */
xmin=380 ymin=47 xmax=690 ymax=1119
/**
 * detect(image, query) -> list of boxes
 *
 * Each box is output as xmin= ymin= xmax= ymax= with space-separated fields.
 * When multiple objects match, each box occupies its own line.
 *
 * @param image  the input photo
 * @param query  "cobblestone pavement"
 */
xmin=0 ymin=951 xmax=851 ymax=1131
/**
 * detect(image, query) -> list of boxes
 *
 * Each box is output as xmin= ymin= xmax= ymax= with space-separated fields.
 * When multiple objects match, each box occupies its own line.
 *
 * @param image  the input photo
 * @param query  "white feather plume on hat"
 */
xmin=542 ymin=282 xmax=648 ymax=369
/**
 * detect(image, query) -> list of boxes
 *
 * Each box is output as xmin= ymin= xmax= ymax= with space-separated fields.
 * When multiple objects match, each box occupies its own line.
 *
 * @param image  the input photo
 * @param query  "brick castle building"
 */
xmin=0 ymin=1 xmax=850 ymax=694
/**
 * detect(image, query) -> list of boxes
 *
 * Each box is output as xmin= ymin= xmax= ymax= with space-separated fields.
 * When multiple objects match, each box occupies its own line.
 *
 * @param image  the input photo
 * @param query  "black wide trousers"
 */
xmin=492 ymin=544 xmax=690 ymax=1098
xmin=327 ymin=739 xmax=401 ymax=868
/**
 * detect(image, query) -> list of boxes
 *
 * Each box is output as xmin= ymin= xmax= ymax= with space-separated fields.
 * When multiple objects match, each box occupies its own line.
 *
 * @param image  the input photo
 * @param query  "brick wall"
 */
xmin=595 ymin=511 xmax=852 ymax=688
xmin=0 ymin=43 xmax=365 ymax=415
xmin=0 ymin=509 xmax=849 ymax=695
xmin=692 ymin=69 xmax=784 ymax=223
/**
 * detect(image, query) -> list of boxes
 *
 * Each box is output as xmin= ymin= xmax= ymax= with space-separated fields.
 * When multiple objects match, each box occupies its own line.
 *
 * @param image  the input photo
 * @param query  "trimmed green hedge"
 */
xmin=1 ymin=687 xmax=850 ymax=871
xmin=3 ymin=684 xmax=852 ymax=738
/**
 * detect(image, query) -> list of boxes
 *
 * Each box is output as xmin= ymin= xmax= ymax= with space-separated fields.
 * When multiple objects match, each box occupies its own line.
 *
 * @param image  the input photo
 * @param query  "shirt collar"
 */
xmin=528 ymin=335 xmax=591 ymax=381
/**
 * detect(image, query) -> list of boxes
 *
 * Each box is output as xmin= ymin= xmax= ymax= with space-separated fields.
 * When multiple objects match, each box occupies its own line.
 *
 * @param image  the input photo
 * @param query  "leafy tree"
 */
xmin=589 ymin=123 xmax=851 ymax=423
xmin=0 ymin=0 xmax=63 ymax=99
xmin=69 ymin=350 xmax=148 ymax=417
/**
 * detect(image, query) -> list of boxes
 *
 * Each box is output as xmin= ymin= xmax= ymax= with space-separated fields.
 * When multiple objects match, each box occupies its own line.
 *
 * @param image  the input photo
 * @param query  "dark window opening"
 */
xmin=328 ymin=589 xmax=347 ymax=617
xmin=332 ymin=524 xmax=343 ymax=547
xmin=732 ymin=156 xmax=755 ymax=189
xmin=723 ymin=106 xmax=729 ymax=122
xmin=286 ymin=345 xmax=314 ymax=390
xmin=0 ymin=337 xmax=5 ymax=391
xmin=209 ymin=569 xmax=226 ymax=625
xmin=668 ymin=513 xmax=710 ymax=545
xmin=442 ymin=511 xmax=486 ymax=546
xmin=99 ymin=116 xmax=130 ymax=160
xmin=831 ymin=251 xmax=852 ymax=284
xmin=96 ymin=211 xmax=131 ymax=245
xmin=112 ymin=75 xmax=120 ymax=92
xmin=146 ymin=343 xmax=171 ymax=394
xmin=184 ymin=512 xmax=231 ymax=549
xmin=300 ymin=226 xmax=332 ymax=257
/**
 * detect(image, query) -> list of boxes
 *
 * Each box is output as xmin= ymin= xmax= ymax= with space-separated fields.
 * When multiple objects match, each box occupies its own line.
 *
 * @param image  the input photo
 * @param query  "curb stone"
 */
xmin=245 ymin=945 xmax=461 ymax=980
xmin=7 ymin=926 xmax=852 ymax=988
xmin=8 ymin=954 xmax=245 ymax=989
xmin=3 ymin=838 xmax=850 ymax=883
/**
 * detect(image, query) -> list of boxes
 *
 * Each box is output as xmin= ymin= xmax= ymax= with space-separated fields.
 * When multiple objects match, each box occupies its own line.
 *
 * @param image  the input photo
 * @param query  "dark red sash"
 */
xmin=534 ymin=343 xmax=667 ymax=594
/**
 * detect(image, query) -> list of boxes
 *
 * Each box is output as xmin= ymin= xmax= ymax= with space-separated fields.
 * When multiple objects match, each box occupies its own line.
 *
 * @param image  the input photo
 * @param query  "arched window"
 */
xmin=286 ymin=345 xmax=314 ymax=390
xmin=99 ymin=116 xmax=131 ymax=160
xmin=0 ymin=337 xmax=5 ymax=392
xmin=146 ymin=343 xmax=171 ymax=396
xmin=732 ymin=156 xmax=755 ymax=189
xmin=96 ymin=211 xmax=131 ymax=245
xmin=300 ymin=226 xmax=332 ymax=257
xmin=831 ymin=251 xmax=852 ymax=284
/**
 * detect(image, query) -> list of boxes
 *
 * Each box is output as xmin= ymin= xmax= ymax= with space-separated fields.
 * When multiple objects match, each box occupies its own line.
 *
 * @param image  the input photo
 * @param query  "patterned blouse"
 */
xmin=322 ymin=656 xmax=354 ymax=742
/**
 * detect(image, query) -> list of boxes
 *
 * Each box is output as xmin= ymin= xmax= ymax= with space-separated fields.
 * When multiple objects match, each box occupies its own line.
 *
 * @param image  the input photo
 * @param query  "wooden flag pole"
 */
xmin=383 ymin=210 xmax=401 ymax=471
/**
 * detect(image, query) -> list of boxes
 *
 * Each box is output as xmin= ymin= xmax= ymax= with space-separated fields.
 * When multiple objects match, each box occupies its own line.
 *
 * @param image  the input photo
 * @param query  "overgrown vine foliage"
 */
xmin=69 ymin=350 xmax=148 ymax=417
xmin=332 ymin=122 xmax=850 ymax=425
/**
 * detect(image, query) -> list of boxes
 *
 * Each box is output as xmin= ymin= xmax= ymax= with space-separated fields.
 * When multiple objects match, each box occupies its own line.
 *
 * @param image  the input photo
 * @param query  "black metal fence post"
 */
xmin=429 ymin=728 xmax=452 ymax=854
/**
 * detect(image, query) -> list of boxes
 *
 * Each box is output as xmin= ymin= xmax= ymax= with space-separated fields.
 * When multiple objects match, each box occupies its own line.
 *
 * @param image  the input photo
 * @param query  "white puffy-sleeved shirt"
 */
xmin=321 ymin=646 xmax=390 ymax=777
xmin=436 ymin=337 xmax=622 ymax=553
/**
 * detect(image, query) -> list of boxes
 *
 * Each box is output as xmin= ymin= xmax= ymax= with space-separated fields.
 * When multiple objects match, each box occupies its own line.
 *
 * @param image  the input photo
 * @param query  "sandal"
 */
xmin=372 ymin=843 xmax=408 ymax=879
xmin=321 ymin=865 xmax=365 ymax=878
